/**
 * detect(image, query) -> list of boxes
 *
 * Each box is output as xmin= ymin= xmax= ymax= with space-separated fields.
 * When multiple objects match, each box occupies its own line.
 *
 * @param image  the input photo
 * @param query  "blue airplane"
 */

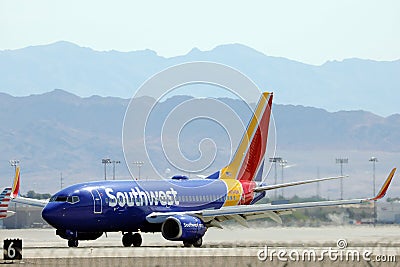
xmin=9 ymin=92 xmax=397 ymax=247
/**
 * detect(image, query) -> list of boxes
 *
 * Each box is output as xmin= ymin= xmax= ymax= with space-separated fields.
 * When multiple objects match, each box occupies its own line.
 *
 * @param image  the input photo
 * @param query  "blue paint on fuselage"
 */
xmin=42 ymin=179 xmax=228 ymax=233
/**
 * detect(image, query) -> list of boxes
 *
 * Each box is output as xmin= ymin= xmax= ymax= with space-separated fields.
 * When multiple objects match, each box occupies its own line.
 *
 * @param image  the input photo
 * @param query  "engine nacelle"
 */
xmin=161 ymin=215 xmax=206 ymax=241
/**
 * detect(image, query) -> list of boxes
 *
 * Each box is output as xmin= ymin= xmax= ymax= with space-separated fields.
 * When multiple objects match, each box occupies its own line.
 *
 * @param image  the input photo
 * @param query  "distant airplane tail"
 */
xmin=0 ymin=167 xmax=20 ymax=219
xmin=0 ymin=187 xmax=14 ymax=219
xmin=207 ymin=92 xmax=273 ymax=182
xmin=7 ymin=166 xmax=48 ymax=208
xmin=11 ymin=166 xmax=20 ymax=199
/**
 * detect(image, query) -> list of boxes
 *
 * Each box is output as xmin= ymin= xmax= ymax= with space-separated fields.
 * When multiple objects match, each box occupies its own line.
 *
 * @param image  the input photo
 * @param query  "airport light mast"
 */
xmin=269 ymin=157 xmax=282 ymax=199
xmin=335 ymin=158 xmax=348 ymax=200
xmin=133 ymin=161 xmax=144 ymax=180
xmin=280 ymin=159 xmax=288 ymax=198
xmin=102 ymin=158 xmax=111 ymax=180
xmin=316 ymin=167 xmax=320 ymax=198
xmin=112 ymin=160 xmax=121 ymax=180
xmin=369 ymin=157 xmax=378 ymax=226
xmin=10 ymin=159 xmax=20 ymax=172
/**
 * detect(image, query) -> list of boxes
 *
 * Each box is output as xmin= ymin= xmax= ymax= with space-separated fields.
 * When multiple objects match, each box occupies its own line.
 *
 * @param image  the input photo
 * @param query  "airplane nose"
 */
xmin=42 ymin=204 xmax=59 ymax=227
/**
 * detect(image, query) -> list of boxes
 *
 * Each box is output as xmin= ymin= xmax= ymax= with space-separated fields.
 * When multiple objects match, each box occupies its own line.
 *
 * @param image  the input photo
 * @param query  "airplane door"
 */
xmin=90 ymin=189 xmax=103 ymax=214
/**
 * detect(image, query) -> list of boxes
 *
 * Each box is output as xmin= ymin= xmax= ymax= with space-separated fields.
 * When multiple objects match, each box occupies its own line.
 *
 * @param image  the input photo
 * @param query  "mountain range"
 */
xmin=0 ymin=41 xmax=399 ymax=116
xmin=0 ymin=90 xmax=399 ymax=198
xmin=0 ymin=42 xmax=399 ymax=197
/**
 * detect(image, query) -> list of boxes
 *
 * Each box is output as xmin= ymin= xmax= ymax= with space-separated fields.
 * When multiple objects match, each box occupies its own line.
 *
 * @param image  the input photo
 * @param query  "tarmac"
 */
xmin=1 ymin=225 xmax=399 ymax=266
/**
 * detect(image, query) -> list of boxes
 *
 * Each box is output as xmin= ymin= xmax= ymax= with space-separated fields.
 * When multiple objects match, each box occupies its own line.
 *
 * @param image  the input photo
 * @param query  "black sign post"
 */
xmin=3 ymin=239 xmax=22 ymax=260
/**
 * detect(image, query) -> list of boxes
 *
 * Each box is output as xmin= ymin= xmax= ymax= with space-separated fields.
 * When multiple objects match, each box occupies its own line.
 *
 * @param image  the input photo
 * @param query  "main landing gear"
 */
xmin=183 ymin=237 xmax=202 ymax=248
xmin=122 ymin=232 xmax=142 ymax=247
xmin=68 ymin=239 xmax=79 ymax=247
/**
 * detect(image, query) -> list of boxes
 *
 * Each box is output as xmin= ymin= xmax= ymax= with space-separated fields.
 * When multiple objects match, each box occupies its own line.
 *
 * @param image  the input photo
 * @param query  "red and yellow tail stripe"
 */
xmin=217 ymin=92 xmax=273 ymax=206
xmin=372 ymin=168 xmax=396 ymax=201
xmin=11 ymin=166 xmax=20 ymax=199
xmin=219 ymin=92 xmax=273 ymax=182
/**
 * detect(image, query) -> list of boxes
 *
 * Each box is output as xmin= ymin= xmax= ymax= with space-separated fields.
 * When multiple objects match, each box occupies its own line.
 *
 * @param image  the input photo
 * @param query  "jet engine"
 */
xmin=161 ymin=215 xmax=206 ymax=241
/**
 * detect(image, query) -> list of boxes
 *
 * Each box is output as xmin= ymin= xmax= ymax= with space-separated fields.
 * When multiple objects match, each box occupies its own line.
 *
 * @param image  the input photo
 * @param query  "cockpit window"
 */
xmin=68 ymin=196 xmax=80 ymax=204
xmin=50 ymin=195 xmax=68 ymax=202
xmin=49 ymin=195 xmax=79 ymax=204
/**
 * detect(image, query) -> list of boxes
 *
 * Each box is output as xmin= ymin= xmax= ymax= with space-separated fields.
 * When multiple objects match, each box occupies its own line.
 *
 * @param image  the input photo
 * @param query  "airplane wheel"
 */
xmin=122 ymin=233 xmax=134 ymax=247
xmin=68 ymin=239 xmax=79 ymax=247
xmin=183 ymin=240 xmax=192 ymax=247
xmin=132 ymin=233 xmax=142 ymax=247
xmin=192 ymin=237 xmax=202 ymax=248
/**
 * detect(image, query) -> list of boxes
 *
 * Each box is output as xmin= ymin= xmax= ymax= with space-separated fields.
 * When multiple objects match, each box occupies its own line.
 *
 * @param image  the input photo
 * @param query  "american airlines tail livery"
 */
xmin=0 ymin=187 xmax=14 ymax=219
xmin=9 ymin=92 xmax=397 ymax=247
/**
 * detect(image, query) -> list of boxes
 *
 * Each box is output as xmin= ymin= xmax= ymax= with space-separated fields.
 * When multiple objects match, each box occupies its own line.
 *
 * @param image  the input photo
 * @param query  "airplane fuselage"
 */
xmin=42 ymin=178 xmax=253 ymax=233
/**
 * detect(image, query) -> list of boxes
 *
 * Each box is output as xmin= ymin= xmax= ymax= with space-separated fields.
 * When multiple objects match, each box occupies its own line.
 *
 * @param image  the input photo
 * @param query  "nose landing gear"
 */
xmin=68 ymin=239 xmax=79 ymax=247
xmin=122 ymin=232 xmax=142 ymax=247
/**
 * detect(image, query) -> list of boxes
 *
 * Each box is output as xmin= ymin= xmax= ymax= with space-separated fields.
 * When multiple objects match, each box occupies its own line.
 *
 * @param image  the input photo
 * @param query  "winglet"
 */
xmin=371 ymin=168 xmax=396 ymax=201
xmin=11 ymin=166 xmax=20 ymax=199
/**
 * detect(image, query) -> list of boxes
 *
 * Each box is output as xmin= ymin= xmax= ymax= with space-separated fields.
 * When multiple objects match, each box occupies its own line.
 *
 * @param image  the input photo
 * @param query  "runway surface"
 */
xmin=1 ymin=226 xmax=399 ymax=266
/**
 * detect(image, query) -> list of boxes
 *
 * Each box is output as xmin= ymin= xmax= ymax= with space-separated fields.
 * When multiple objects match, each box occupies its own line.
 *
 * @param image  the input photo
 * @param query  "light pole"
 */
xmin=369 ymin=157 xmax=378 ymax=226
xmin=133 ymin=161 xmax=144 ymax=180
xmin=10 ymin=159 xmax=20 ymax=172
xmin=269 ymin=157 xmax=282 ymax=200
xmin=102 ymin=158 xmax=111 ymax=180
xmin=112 ymin=160 xmax=121 ymax=180
xmin=280 ymin=159 xmax=287 ymax=198
xmin=335 ymin=158 xmax=348 ymax=200
xmin=316 ymin=167 xmax=320 ymax=198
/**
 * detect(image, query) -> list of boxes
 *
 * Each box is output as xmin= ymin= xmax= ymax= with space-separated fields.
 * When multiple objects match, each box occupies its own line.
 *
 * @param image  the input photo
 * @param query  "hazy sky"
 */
xmin=0 ymin=0 xmax=399 ymax=65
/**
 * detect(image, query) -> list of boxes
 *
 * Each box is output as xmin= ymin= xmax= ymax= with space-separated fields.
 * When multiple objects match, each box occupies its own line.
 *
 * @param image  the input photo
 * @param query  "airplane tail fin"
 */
xmin=0 ymin=187 xmax=13 ymax=219
xmin=11 ymin=166 xmax=20 ymax=199
xmin=207 ymin=92 xmax=273 ymax=182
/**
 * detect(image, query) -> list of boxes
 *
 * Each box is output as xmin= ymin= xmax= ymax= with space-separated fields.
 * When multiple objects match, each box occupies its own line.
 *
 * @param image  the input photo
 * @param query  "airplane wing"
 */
xmin=146 ymin=168 xmax=396 ymax=227
xmin=253 ymin=175 xmax=347 ymax=192
xmin=9 ymin=166 xmax=48 ymax=207
xmin=11 ymin=196 xmax=48 ymax=207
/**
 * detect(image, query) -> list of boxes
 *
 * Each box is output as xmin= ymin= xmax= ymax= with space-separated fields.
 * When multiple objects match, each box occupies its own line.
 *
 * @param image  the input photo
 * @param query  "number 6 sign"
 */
xmin=3 ymin=239 xmax=22 ymax=260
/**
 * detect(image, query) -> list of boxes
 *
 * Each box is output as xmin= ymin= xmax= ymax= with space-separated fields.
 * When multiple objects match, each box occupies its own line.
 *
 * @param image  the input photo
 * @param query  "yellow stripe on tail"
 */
xmin=11 ymin=166 xmax=20 ymax=199
xmin=220 ymin=92 xmax=272 ymax=181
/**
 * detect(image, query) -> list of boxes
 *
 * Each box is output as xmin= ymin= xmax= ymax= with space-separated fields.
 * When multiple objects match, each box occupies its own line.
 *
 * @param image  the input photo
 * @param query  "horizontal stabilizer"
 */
xmin=12 ymin=197 xmax=48 ymax=207
xmin=253 ymin=175 xmax=348 ymax=192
